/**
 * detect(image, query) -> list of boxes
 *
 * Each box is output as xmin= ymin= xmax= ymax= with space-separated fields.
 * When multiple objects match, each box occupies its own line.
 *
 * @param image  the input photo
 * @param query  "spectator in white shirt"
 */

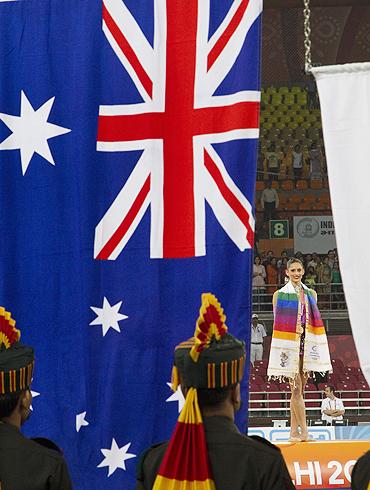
xmin=321 ymin=385 xmax=345 ymax=425
xmin=260 ymin=181 xmax=279 ymax=222
xmin=250 ymin=314 xmax=267 ymax=364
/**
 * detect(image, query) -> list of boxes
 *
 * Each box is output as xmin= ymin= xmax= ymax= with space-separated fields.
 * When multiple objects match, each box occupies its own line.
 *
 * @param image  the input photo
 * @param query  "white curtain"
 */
xmin=312 ymin=62 xmax=370 ymax=386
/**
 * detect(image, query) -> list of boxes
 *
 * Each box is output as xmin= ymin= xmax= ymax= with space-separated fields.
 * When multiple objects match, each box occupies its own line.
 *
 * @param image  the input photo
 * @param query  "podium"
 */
xmin=276 ymin=440 xmax=370 ymax=489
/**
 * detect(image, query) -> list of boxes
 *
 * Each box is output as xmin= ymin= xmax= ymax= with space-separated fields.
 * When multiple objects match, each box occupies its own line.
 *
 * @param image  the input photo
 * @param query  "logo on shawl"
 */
xmin=309 ymin=344 xmax=320 ymax=361
xmin=280 ymin=351 xmax=289 ymax=367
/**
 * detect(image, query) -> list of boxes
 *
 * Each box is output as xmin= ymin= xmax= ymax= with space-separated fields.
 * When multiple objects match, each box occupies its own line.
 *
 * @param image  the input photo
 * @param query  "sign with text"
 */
xmin=270 ymin=219 xmax=289 ymax=239
xmin=293 ymin=216 xmax=337 ymax=254
xmin=277 ymin=440 xmax=369 ymax=489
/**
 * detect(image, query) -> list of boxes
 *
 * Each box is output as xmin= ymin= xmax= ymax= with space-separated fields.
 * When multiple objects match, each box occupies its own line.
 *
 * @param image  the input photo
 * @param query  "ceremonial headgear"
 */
xmin=153 ymin=293 xmax=246 ymax=490
xmin=0 ymin=307 xmax=34 ymax=395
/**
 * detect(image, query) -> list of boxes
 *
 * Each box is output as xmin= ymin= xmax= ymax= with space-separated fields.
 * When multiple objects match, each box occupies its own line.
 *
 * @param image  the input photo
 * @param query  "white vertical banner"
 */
xmin=312 ymin=62 xmax=370 ymax=386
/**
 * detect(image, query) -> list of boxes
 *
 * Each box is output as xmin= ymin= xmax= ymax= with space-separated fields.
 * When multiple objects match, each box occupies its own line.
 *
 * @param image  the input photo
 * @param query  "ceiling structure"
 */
xmin=262 ymin=3 xmax=370 ymax=84
xmin=265 ymin=0 xmax=369 ymax=8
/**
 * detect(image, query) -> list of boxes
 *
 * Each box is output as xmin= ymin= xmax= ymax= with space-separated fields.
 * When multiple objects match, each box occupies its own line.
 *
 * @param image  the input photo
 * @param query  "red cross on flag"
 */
xmin=95 ymin=0 xmax=262 ymax=259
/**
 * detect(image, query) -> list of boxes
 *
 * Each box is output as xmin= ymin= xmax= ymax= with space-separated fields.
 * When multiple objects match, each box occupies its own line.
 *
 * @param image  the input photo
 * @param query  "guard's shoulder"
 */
xmin=238 ymin=433 xmax=283 ymax=458
xmin=20 ymin=436 xmax=67 ymax=468
xmin=136 ymin=442 xmax=167 ymax=480
xmin=248 ymin=435 xmax=281 ymax=452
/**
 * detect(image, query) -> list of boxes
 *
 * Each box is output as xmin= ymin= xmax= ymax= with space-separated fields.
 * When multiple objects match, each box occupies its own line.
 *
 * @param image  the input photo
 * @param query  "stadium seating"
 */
xmin=249 ymin=355 xmax=369 ymax=420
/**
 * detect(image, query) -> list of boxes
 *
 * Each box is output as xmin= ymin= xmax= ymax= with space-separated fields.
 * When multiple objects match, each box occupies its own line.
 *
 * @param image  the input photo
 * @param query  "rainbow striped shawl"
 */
xmin=267 ymin=281 xmax=332 ymax=380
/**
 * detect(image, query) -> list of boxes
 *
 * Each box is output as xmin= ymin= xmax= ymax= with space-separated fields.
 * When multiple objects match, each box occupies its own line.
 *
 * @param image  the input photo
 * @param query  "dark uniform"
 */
xmin=0 ymin=422 xmax=72 ymax=490
xmin=351 ymin=450 xmax=370 ymax=490
xmin=0 ymin=307 xmax=72 ymax=490
xmin=136 ymin=416 xmax=294 ymax=490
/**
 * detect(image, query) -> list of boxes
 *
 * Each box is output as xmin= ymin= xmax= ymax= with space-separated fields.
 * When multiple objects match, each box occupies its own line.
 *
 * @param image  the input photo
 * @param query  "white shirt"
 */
xmin=292 ymin=151 xmax=303 ymax=168
xmin=321 ymin=396 xmax=345 ymax=423
xmin=261 ymin=188 xmax=279 ymax=207
xmin=251 ymin=323 xmax=267 ymax=343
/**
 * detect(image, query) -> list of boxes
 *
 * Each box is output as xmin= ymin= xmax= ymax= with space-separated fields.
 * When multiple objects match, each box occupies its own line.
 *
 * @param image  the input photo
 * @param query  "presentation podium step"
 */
xmin=275 ymin=440 xmax=369 ymax=489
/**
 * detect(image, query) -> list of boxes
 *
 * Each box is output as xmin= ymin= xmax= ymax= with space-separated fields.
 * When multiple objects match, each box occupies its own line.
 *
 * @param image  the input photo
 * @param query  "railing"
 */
xmin=249 ymin=390 xmax=370 ymax=418
xmin=252 ymin=283 xmax=347 ymax=312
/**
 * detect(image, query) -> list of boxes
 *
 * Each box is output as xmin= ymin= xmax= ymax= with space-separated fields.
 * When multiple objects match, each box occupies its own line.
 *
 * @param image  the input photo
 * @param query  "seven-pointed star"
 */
xmin=76 ymin=411 xmax=89 ymax=433
xmin=30 ymin=390 xmax=40 ymax=411
xmin=165 ymin=382 xmax=185 ymax=413
xmin=97 ymin=438 xmax=136 ymax=477
xmin=0 ymin=91 xmax=70 ymax=175
xmin=90 ymin=297 xmax=128 ymax=337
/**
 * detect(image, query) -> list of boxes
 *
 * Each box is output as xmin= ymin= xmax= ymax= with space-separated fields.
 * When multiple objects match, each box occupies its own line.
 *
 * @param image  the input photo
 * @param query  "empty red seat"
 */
xmin=304 ymin=383 xmax=317 ymax=391
xmin=342 ymin=374 xmax=358 ymax=384
xmin=354 ymin=381 xmax=369 ymax=390
xmin=260 ymin=382 xmax=279 ymax=392
xmin=332 ymin=358 xmax=344 ymax=371
xmin=337 ymin=382 xmax=356 ymax=391
xmin=341 ymin=391 xmax=358 ymax=409
xmin=360 ymin=391 xmax=370 ymax=407
xmin=249 ymin=391 xmax=264 ymax=409
xmin=305 ymin=392 xmax=321 ymax=408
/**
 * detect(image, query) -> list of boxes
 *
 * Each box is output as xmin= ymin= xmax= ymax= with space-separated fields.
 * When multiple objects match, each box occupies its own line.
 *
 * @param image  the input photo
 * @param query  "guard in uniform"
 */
xmin=0 ymin=307 xmax=72 ymax=489
xmin=136 ymin=293 xmax=294 ymax=490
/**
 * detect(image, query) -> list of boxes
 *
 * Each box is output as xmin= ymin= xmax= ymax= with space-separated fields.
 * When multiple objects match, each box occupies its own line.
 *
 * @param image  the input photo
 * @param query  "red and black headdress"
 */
xmin=0 ymin=307 xmax=34 ymax=395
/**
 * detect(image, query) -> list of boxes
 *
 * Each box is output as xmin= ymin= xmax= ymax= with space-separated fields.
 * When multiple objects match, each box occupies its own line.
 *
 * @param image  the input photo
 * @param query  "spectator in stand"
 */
xmin=295 ymin=251 xmax=304 ymax=261
xmin=306 ymin=75 xmax=319 ymax=109
xmin=327 ymin=250 xmax=336 ymax=269
xmin=262 ymin=250 xmax=274 ymax=268
xmin=250 ymin=314 xmax=267 ymax=364
xmin=321 ymin=386 xmax=345 ymax=425
xmin=331 ymin=261 xmax=343 ymax=309
xmin=277 ymin=250 xmax=288 ymax=268
xmin=308 ymin=142 xmax=323 ymax=180
xmin=253 ymin=256 xmax=266 ymax=307
xmin=264 ymin=143 xmax=281 ymax=181
xmin=292 ymin=144 xmax=304 ymax=180
xmin=318 ymin=256 xmax=332 ymax=307
xmin=307 ymin=252 xmax=319 ymax=270
xmin=305 ymin=266 xmax=317 ymax=290
xmin=314 ymin=255 xmax=323 ymax=278
xmin=304 ymin=253 xmax=312 ymax=269
xmin=266 ymin=257 xmax=279 ymax=295
xmin=278 ymin=257 xmax=288 ymax=287
xmin=261 ymin=181 xmax=279 ymax=222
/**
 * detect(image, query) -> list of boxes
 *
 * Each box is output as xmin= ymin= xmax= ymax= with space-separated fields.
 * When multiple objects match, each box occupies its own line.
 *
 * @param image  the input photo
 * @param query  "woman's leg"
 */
xmin=289 ymin=375 xmax=302 ymax=439
xmin=299 ymin=369 xmax=310 ymax=439
xmin=289 ymin=361 xmax=309 ymax=440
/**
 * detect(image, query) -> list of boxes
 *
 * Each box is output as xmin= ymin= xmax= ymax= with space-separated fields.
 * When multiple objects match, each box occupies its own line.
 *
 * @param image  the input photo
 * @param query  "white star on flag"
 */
xmin=30 ymin=390 xmax=40 ymax=411
xmin=97 ymin=438 xmax=136 ymax=477
xmin=76 ymin=411 xmax=89 ymax=433
xmin=0 ymin=91 xmax=71 ymax=175
xmin=90 ymin=297 xmax=128 ymax=336
xmin=165 ymin=382 xmax=185 ymax=413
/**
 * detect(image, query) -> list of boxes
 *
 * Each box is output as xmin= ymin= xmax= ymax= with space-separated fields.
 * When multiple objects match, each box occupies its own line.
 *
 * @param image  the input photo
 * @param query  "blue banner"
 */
xmin=0 ymin=1 xmax=261 ymax=487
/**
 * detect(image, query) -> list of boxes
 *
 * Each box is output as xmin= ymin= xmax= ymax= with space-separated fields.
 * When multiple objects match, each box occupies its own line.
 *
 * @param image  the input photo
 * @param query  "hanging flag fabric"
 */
xmin=312 ymin=62 xmax=370 ymax=387
xmin=0 ymin=1 xmax=262 ymax=488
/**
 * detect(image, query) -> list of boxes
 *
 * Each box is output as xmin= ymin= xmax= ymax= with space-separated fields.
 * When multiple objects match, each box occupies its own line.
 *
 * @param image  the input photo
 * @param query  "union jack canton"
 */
xmin=95 ymin=0 xmax=262 ymax=260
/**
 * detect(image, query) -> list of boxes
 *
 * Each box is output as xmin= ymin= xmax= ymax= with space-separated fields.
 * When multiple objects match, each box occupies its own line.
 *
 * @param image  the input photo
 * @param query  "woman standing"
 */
xmin=252 ymin=256 xmax=266 ymax=310
xmin=266 ymin=257 xmax=279 ymax=295
xmin=267 ymin=258 xmax=332 ymax=441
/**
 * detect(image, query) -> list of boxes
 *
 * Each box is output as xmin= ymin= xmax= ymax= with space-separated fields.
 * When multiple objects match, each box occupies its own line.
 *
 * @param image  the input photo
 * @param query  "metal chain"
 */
xmin=303 ymin=0 xmax=312 ymax=73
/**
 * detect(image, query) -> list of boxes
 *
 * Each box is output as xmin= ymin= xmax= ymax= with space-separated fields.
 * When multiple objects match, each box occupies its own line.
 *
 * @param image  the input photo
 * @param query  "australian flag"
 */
xmin=0 ymin=0 xmax=262 ymax=488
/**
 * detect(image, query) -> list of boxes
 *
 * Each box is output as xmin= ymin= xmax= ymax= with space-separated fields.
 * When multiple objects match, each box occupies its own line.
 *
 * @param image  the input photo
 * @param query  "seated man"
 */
xmin=321 ymin=385 xmax=345 ymax=425
xmin=136 ymin=293 xmax=294 ymax=490
xmin=0 ymin=307 xmax=72 ymax=489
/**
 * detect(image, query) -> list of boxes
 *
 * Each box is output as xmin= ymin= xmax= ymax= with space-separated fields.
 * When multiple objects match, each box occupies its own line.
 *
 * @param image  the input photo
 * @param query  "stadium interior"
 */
xmin=249 ymin=0 xmax=370 ymax=428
